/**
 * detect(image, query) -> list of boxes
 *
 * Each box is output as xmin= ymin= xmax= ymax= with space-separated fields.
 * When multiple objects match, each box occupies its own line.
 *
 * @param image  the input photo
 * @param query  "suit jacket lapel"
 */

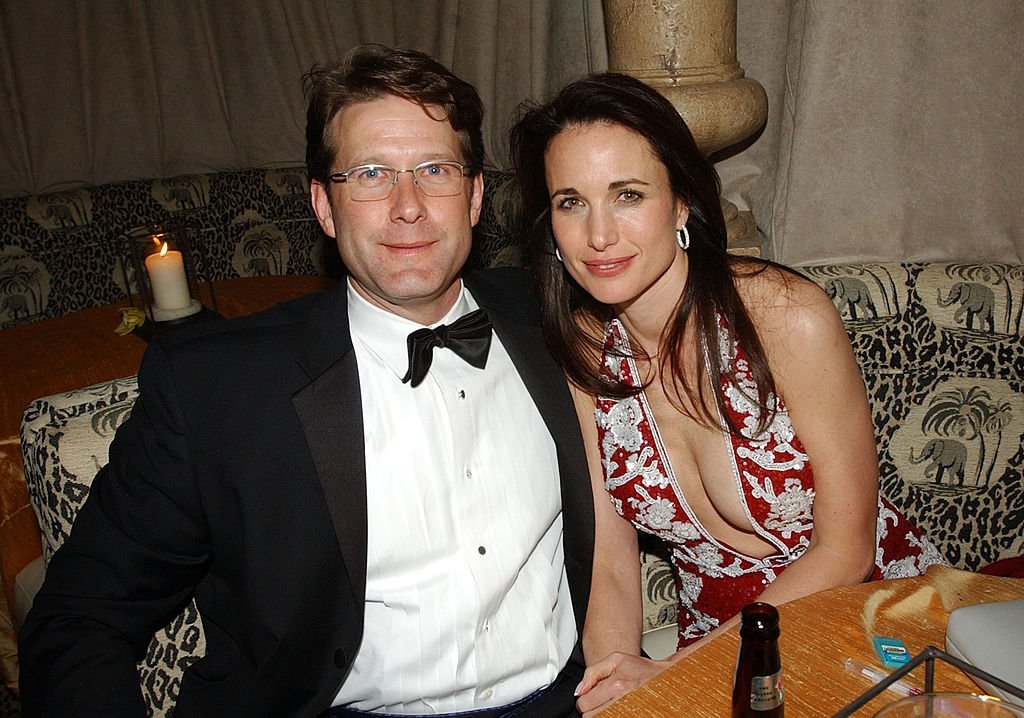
xmin=291 ymin=285 xmax=368 ymax=606
xmin=289 ymin=272 xmax=594 ymax=635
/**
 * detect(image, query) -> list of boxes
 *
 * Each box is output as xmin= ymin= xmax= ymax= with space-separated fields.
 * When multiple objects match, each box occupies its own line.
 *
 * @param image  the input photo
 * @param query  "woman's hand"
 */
xmin=575 ymin=652 xmax=673 ymax=716
xmin=575 ymin=630 xmax=718 ymax=715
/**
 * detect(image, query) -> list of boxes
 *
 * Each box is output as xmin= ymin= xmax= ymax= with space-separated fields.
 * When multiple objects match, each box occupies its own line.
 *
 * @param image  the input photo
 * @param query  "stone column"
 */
xmin=603 ymin=0 xmax=767 ymax=255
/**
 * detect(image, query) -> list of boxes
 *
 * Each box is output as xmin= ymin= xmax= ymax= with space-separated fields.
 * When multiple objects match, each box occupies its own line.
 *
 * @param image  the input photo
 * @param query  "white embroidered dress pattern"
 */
xmin=596 ymin=318 xmax=946 ymax=647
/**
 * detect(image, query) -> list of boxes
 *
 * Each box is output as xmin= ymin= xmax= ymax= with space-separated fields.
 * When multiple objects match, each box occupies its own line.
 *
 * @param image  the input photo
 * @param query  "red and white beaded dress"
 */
xmin=596 ymin=318 xmax=946 ymax=648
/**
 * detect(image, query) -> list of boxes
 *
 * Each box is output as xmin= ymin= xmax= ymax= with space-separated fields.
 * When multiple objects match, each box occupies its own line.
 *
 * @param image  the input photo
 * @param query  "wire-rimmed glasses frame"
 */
xmin=328 ymin=160 xmax=470 ymax=201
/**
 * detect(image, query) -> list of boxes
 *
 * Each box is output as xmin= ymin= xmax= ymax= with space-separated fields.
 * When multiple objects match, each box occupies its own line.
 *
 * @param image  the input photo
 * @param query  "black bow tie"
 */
xmin=401 ymin=309 xmax=493 ymax=388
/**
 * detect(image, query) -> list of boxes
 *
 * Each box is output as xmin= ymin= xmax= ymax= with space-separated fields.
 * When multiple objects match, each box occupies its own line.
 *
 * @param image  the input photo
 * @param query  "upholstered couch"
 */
xmin=6 ymin=166 xmax=1024 ymax=713
xmin=0 ymin=167 xmax=334 ymax=329
xmin=0 ymin=166 xmax=523 ymax=330
xmin=18 ymin=259 xmax=1024 ymax=713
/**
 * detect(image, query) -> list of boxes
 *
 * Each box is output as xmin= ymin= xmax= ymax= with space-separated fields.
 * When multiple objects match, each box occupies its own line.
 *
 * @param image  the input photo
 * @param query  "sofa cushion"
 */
xmin=12 ymin=556 xmax=44 ymax=628
xmin=637 ymin=534 xmax=676 ymax=633
xmin=803 ymin=262 xmax=1024 ymax=571
xmin=20 ymin=376 xmax=204 ymax=718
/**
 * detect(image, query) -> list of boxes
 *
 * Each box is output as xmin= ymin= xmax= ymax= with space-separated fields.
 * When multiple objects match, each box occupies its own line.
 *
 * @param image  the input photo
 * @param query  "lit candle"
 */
xmin=145 ymin=241 xmax=192 ymax=311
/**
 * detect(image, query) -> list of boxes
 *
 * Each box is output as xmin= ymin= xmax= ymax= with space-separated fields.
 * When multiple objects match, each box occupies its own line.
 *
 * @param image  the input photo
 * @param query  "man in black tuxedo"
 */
xmin=19 ymin=44 xmax=594 ymax=718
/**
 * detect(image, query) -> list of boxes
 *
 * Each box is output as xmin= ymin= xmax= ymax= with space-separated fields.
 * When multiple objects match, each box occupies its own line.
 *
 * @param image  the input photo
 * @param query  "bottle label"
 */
xmin=749 ymin=670 xmax=784 ymax=711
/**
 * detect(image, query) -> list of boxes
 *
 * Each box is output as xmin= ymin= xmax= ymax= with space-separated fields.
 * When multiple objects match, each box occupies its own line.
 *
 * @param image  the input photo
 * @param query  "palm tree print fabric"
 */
xmin=803 ymin=263 xmax=1024 ymax=571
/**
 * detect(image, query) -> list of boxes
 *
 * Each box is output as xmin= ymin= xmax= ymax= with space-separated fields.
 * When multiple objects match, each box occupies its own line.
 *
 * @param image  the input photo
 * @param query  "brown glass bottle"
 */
xmin=731 ymin=602 xmax=784 ymax=717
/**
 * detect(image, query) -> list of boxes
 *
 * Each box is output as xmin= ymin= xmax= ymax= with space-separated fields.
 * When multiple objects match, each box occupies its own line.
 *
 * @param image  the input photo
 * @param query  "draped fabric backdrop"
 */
xmin=720 ymin=0 xmax=1024 ymax=264
xmin=0 ymin=1 xmax=606 ymax=194
xmin=0 ymin=0 xmax=1022 ymax=263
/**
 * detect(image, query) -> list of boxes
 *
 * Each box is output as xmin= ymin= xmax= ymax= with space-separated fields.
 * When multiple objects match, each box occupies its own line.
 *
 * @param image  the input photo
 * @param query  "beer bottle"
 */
xmin=731 ymin=601 xmax=784 ymax=717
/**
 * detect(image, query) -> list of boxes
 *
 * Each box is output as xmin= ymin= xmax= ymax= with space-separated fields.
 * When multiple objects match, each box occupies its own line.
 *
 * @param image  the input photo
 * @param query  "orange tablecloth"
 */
xmin=0 ymin=274 xmax=335 ymax=691
xmin=604 ymin=566 xmax=1024 ymax=717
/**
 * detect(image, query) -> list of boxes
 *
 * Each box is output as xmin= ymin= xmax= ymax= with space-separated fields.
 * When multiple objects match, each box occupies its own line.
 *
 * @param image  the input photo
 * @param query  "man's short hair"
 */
xmin=304 ymin=43 xmax=485 ymax=183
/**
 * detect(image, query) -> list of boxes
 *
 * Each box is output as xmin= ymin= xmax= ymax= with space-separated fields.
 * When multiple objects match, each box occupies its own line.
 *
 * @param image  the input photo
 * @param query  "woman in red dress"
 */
xmin=510 ymin=73 xmax=946 ymax=715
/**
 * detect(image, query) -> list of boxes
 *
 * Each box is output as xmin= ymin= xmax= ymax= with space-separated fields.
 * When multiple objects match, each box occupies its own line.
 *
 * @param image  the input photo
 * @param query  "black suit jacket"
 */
xmin=19 ymin=268 xmax=594 ymax=717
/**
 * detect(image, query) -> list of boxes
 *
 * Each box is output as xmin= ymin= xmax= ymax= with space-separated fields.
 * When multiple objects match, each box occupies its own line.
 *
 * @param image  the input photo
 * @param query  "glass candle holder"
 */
xmin=124 ymin=222 xmax=207 ymax=322
xmin=874 ymin=692 xmax=1024 ymax=717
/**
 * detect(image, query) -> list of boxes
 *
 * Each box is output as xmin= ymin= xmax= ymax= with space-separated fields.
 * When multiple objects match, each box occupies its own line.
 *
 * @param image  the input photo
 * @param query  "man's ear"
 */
xmin=311 ymin=179 xmax=337 ymax=238
xmin=469 ymin=172 xmax=484 ymax=227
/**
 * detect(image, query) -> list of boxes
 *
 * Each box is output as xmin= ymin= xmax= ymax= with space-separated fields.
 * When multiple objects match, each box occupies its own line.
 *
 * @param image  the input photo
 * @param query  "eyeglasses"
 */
xmin=328 ymin=160 xmax=470 ymax=201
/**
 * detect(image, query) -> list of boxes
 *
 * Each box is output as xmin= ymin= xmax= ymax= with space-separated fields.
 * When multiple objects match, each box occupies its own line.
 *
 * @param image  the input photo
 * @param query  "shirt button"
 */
xmin=465 ymin=468 xmax=473 ymax=479
xmin=457 ymin=389 xmax=466 ymax=399
xmin=478 ymin=545 xmax=486 ymax=555
xmin=483 ymin=688 xmax=494 ymax=699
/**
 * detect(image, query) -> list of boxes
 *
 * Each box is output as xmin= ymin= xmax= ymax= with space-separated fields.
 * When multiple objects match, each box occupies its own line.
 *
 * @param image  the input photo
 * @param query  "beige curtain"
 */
xmin=0 ymin=0 xmax=606 ymax=198
xmin=720 ymin=0 xmax=1024 ymax=265
xmin=4 ymin=0 xmax=1020 ymax=262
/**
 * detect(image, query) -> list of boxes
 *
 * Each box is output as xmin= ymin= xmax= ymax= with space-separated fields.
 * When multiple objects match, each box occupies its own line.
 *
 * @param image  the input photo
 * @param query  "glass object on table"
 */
xmin=874 ymin=692 xmax=1024 ymax=717
xmin=732 ymin=602 xmax=784 ymax=717
xmin=121 ymin=221 xmax=218 ymax=339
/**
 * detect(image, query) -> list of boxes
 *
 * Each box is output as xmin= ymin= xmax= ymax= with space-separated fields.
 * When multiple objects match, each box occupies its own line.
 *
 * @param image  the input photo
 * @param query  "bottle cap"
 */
xmin=740 ymin=601 xmax=780 ymax=637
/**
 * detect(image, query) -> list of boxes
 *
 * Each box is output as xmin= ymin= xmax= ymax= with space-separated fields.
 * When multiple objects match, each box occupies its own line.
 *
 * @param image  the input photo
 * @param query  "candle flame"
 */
xmin=159 ymin=242 xmax=169 ymax=257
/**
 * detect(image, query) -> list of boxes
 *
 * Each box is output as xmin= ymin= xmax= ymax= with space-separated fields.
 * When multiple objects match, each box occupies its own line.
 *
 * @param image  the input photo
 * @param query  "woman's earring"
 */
xmin=555 ymin=247 xmax=563 ymax=262
xmin=676 ymin=226 xmax=690 ymax=251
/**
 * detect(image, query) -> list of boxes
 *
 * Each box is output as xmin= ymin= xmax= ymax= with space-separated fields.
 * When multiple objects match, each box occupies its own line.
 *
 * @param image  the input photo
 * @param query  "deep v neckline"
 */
xmin=602 ymin=317 xmax=796 ymax=562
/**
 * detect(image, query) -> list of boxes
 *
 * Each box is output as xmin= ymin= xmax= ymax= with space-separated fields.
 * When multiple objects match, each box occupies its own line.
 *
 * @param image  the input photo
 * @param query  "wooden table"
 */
xmin=1 ymin=275 xmax=337 ymax=432
xmin=0 ymin=274 xmax=336 ymax=689
xmin=605 ymin=566 xmax=1024 ymax=717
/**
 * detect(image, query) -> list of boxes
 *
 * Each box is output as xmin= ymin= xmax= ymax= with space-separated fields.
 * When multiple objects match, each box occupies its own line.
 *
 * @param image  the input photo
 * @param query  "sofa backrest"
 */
xmin=21 ymin=377 xmax=195 ymax=718
xmin=802 ymin=262 xmax=1024 ymax=571
xmin=0 ymin=168 xmax=522 ymax=328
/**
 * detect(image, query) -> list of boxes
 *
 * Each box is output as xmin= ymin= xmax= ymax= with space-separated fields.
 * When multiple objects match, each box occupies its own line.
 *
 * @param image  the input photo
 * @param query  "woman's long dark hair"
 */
xmin=509 ymin=72 xmax=776 ymax=435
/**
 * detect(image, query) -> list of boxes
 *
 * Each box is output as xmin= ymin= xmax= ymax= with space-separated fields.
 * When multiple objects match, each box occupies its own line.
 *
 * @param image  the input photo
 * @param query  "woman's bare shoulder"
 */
xmin=732 ymin=261 xmax=845 ymax=351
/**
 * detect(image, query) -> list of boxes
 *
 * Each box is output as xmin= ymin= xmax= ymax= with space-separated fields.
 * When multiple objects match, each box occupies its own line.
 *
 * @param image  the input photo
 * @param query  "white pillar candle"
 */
xmin=145 ymin=242 xmax=192 ymax=311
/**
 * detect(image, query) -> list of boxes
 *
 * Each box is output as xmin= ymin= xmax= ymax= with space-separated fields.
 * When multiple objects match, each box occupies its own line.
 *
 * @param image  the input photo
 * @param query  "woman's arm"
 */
xmin=572 ymin=384 xmax=700 ymax=716
xmin=573 ymin=385 xmax=643 ymax=665
xmin=745 ymin=272 xmax=879 ymax=606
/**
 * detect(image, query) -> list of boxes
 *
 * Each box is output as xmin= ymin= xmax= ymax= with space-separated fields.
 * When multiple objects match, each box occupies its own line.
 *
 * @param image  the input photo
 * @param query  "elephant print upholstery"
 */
xmin=825 ymin=276 xmax=878 ymax=319
xmin=153 ymin=176 xmax=210 ymax=213
xmin=43 ymin=204 xmax=75 ymax=227
xmin=0 ymin=248 xmax=51 ymax=326
xmin=21 ymin=378 xmax=205 ymax=718
xmin=1 ymin=293 xmax=30 ymax=321
xmin=0 ymin=167 xmax=524 ymax=328
xmin=937 ymin=281 xmax=995 ymax=331
xmin=910 ymin=437 xmax=968 ymax=485
xmin=803 ymin=262 xmax=1024 ymax=572
xmin=25 ymin=190 xmax=92 ymax=232
xmin=245 ymin=256 xmax=271 ymax=275
xmin=274 ymin=171 xmax=308 ymax=197
xmin=166 ymin=187 xmax=198 ymax=210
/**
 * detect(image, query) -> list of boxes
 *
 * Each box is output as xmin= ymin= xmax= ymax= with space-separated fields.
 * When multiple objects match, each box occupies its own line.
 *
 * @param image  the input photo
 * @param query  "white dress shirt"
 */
xmin=333 ymin=279 xmax=576 ymax=714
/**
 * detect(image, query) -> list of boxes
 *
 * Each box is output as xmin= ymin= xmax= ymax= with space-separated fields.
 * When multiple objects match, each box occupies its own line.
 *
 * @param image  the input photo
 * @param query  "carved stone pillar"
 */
xmin=603 ymin=0 xmax=767 ymax=255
